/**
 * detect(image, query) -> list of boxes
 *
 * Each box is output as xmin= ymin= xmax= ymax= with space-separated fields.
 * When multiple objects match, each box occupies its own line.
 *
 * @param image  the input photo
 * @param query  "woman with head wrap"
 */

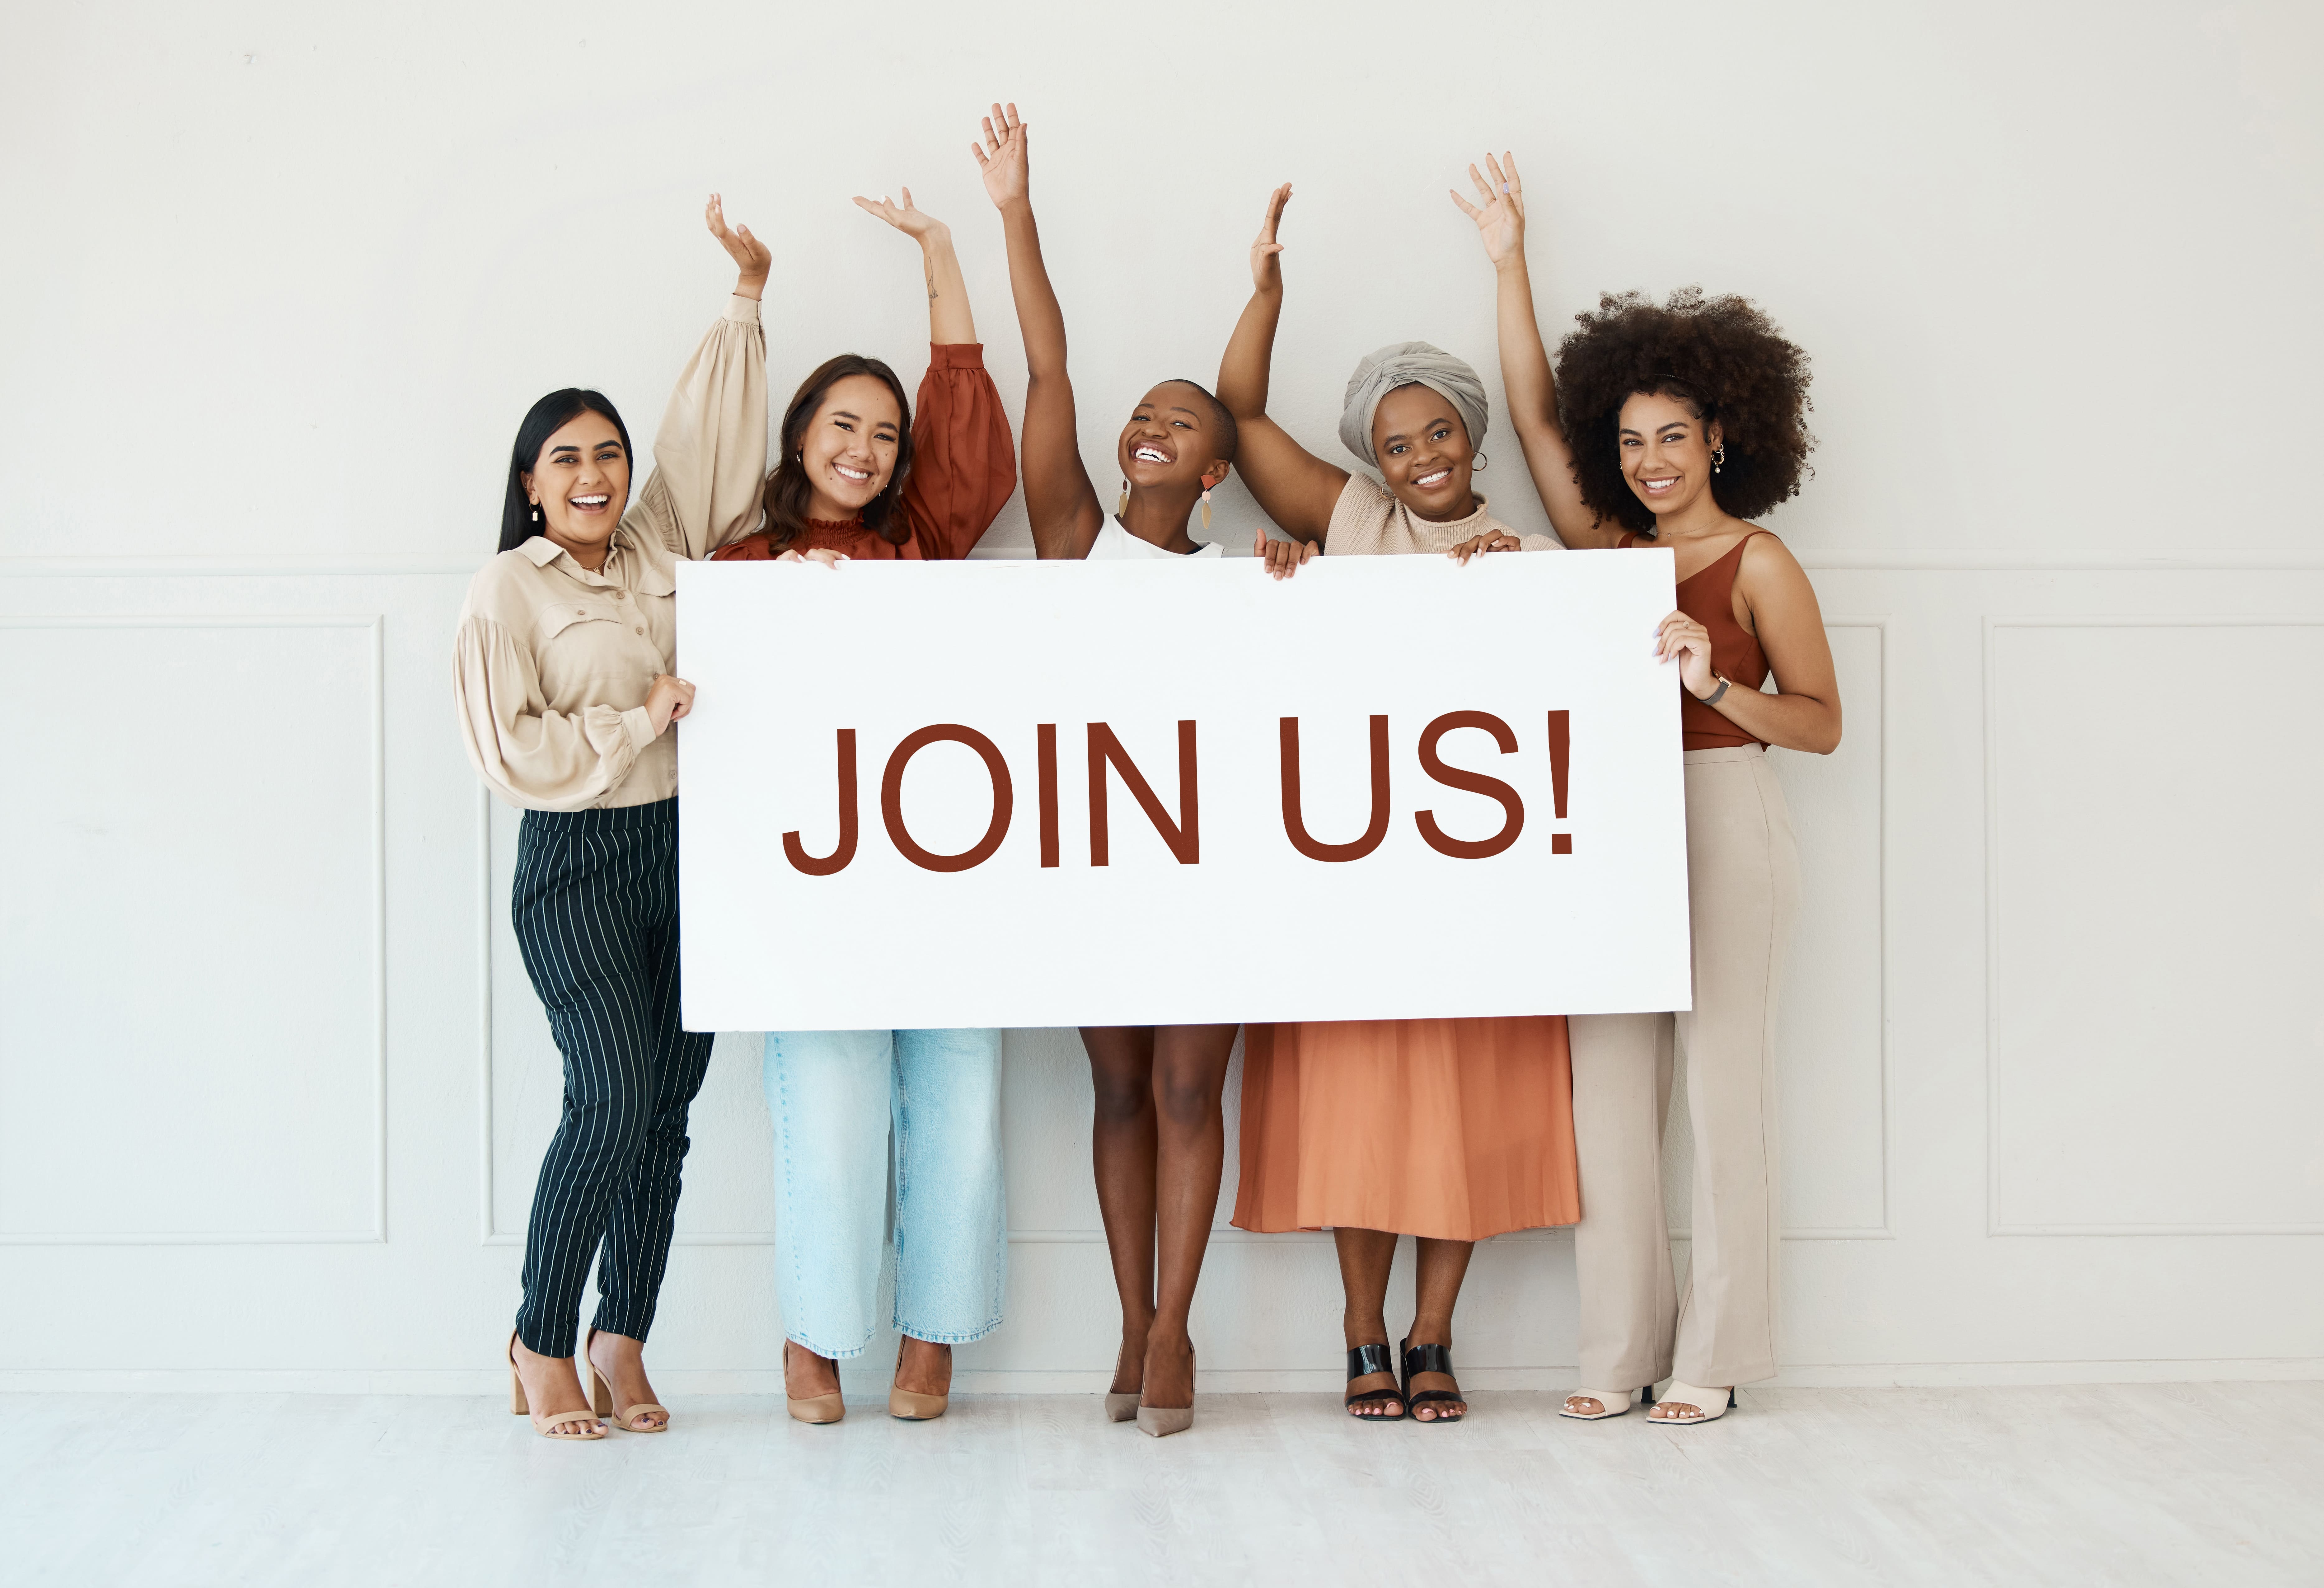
xmin=971 ymin=102 xmax=1242 ymax=1440
xmin=1454 ymin=151 xmax=1840 ymax=1426
xmin=1213 ymin=185 xmax=1582 ymax=1425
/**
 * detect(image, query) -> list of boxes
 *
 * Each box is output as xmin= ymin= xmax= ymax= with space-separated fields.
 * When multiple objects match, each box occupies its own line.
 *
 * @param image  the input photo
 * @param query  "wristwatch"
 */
xmin=1695 ymin=674 xmax=1731 ymax=706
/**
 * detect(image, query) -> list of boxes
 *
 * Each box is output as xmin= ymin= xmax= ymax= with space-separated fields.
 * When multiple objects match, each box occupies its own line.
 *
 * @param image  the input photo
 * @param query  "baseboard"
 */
xmin=2 ymin=1357 xmax=2317 ymax=1396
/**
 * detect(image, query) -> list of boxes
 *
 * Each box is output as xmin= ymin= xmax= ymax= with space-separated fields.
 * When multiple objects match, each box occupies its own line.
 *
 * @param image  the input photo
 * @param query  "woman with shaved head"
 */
xmin=974 ymin=102 xmax=1242 ymax=1438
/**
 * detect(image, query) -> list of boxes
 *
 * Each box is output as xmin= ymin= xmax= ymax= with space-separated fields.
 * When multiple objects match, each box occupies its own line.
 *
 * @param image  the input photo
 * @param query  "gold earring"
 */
xmin=1471 ymin=452 xmax=1488 ymax=472
xmin=1200 ymin=486 xmax=1212 ymax=533
xmin=1116 ymin=479 xmax=1128 ymax=516
xmin=1712 ymin=443 xmax=1726 ymax=475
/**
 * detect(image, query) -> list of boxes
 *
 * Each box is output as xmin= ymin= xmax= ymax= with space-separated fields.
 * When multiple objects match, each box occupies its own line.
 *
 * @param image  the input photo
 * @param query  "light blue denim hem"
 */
xmin=787 ymin=1331 xmax=871 ymax=1361
xmin=893 ymin=1314 xmax=1004 ymax=1346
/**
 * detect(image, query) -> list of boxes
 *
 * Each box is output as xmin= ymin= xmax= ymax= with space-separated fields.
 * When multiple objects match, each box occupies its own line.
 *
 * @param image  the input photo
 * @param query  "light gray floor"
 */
xmin=4 ymin=1384 xmax=2318 ymax=1586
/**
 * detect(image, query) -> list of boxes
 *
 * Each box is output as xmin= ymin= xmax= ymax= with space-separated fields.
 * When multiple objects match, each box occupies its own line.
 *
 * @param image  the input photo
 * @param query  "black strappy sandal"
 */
xmin=1400 ymin=1337 xmax=1466 ymax=1425
xmin=1344 ymin=1342 xmax=1405 ymax=1421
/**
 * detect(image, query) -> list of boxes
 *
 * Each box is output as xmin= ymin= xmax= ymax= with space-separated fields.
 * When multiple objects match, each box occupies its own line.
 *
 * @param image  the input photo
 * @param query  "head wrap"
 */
xmin=1337 ymin=342 xmax=1490 ymax=467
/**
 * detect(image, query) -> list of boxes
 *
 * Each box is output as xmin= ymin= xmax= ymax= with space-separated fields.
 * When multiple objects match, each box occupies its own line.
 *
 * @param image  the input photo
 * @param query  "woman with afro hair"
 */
xmin=1451 ymin=153 xmax=1841 ymax=1426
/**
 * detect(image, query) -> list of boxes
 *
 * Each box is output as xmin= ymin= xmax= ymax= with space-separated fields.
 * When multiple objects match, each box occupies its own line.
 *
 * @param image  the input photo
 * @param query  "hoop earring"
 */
xmin=1117 ymin=479 xmax=1129 ymax=517
xmin=1200 ymin=486 xmax=1212 ymax=533
xmin=1712 ymin=443 xmax=1726 ymax=475
xmin=1471 ymin=452 xmax=1488 ymax=472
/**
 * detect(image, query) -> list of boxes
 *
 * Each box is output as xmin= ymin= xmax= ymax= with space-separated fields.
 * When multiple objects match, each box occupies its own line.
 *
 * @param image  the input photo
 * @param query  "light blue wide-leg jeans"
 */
xmin=762 ymin=1028 xmax=1007 ymax=1358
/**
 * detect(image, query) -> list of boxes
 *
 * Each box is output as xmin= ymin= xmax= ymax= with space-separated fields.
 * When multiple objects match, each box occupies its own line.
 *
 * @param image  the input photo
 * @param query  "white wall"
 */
xmin=4 ymin=0 xmax=2320 ymax=1391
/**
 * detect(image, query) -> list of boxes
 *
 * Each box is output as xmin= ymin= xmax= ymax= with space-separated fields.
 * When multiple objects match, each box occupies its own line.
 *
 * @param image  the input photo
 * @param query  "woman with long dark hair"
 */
xmin=971 ymin=102 xmax=1241 ymax=1439
xmin=707 ymin=186 xmax=1020 ymax=1427
xmin=1454 ymin=151 xmax=1839 ymax=1426
xmin=454 ymin=197 xmax=779 ymax=1439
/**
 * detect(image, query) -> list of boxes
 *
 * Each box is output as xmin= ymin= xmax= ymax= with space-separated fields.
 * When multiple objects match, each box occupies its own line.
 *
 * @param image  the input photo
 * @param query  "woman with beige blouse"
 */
xmin=456 ymin=195 xmax=916 ymax=1440
xmin=1454 ymin=151 xmax=1839 ymax=1426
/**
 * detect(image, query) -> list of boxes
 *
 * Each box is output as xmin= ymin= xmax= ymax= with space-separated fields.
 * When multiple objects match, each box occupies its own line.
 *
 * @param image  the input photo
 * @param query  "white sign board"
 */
xmin=676 ymin=551 xmax=1689 ymax=1031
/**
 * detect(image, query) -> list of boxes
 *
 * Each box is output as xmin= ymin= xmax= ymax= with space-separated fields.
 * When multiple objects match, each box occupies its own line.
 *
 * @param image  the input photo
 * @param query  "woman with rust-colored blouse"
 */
xmin=700 ymin=187 xmax=1020 ymax=1430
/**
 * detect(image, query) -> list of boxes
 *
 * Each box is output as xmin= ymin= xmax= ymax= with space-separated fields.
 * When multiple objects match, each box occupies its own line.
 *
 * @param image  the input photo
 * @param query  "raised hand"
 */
xmin=971 ymin=101 xmax=1028 ymax=209
xmin=1448 ymin=151 xmax=1525 ymax=267
xmin=1250 ymin=183 xmax=1292 ymax=293
xmin=852 ymin=186 xmax=948 ymax=243
xmin=705 ymin=193 xmax=771 ymax=296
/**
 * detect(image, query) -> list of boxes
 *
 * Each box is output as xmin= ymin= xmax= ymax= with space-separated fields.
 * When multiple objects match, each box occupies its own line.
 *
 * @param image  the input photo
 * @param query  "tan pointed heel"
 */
xmin=584 ymin=1327 xmax=671 ymax=1433
xmin=1135 ymin=1345 xmax=1195 ymax=1438
xmin=784 ymin=1339 xmax=845 ymax=1425
xmin=1103 ymin=1392 xmax=1139 ymax=1423
xmin=507 ymin=1330 xmax=603 ymax=1441
xmin=888 ymin=1337 xmax=950 ymax=1421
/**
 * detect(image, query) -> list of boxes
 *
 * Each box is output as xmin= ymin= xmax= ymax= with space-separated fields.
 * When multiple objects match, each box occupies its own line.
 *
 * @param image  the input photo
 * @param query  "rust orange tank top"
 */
xmin=1622 ymin=529 xmax=1772 ymax=751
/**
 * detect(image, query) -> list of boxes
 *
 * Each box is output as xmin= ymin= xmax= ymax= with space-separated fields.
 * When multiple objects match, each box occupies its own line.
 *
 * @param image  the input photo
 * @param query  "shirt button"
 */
xmin=616 ymin=590 xmax=628 ymax=600
xmin=575 ymin=607 xmax=586 ymax=616
xmin=635 ymin=626 xmax=644 ymax=636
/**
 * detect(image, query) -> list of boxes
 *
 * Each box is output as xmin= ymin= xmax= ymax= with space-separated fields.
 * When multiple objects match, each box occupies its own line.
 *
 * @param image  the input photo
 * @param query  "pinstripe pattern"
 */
xmin=509 ymin=797 xmax=713 ymax=1358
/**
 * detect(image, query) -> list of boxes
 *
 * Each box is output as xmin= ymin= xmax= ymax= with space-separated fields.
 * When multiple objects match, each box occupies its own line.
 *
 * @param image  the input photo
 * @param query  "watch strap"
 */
xmin=1698 ymin=675 xmax=1731 ymax=706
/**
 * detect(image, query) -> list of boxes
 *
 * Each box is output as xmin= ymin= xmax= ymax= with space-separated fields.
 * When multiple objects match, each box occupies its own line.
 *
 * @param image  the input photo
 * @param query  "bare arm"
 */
xmin=973 ymin=103 xmax=1101 ymax=559
xmin=851 ymin=187 xmax=977 ymax=344
xmin=1451 ymin=153 xmax=1623 ymax=549
xmin=1659 ymin=536 xmax=1843 ymax=754
xmin=1216 ymin=185 xmax=1349 ymax=546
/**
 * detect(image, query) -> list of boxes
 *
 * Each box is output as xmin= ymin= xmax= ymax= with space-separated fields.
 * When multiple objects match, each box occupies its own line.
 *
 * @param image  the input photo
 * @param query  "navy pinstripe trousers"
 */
xmin=510 ymin=797 xmax=713 ymax=1358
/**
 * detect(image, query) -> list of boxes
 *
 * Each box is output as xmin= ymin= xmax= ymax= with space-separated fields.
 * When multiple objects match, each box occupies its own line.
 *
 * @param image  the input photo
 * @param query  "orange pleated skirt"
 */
xmin=1231 ymin=1016 xmax=1581 ymax=1242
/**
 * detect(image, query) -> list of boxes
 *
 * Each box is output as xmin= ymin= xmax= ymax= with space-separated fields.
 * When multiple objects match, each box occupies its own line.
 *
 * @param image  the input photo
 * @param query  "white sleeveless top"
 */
xmin=1085 ymin=516 xmax=1223 ymax=560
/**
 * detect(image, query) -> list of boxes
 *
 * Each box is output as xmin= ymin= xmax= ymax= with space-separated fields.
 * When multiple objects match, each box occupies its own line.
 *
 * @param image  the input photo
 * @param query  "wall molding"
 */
xmin=0 ymin=614 xmax=388 ymax=1246
xmin=1982 ymin=616 xmax=2324 ymax=1238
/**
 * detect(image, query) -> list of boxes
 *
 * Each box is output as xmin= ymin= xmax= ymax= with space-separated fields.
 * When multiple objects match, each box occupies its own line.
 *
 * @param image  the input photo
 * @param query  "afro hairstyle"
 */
xmin=1553 ymin=287 xmax=1813 ymax=536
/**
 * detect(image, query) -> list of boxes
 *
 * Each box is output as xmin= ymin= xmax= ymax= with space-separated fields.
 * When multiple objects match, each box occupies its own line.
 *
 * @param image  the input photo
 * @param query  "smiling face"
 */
xmin=1618 ymin=389 xmax=1723 ymax=520
xmin=799 ymin=373 xmax=903 ymax=519
xmin=523 ymin=414 xmax=632 ymax=556
xmin=1117 ymin=382 xmax=1230 ymax=500
xmin=1370 ymin=383 xmax=1475 ymax=521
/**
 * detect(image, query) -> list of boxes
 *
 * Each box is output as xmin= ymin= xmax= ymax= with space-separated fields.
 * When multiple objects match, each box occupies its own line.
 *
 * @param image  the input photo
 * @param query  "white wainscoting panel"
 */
xmin=1987 ymin=619 xmax=2324 ymax=1235
xmin=0 ymin=616 xmax=383 ymax=1242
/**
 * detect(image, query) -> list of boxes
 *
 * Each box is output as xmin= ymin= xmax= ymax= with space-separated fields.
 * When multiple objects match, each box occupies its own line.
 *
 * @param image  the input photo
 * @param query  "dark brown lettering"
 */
xmin=879 ymin=724 xmax=1014 ymax=873
xmin=1279 ymin=715 xmax=1390 ymax=862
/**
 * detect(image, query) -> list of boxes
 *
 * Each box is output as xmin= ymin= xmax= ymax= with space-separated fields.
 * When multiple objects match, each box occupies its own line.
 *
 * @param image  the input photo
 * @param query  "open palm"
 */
xmin=1250 ymin=183 xmax=1291 ymax=291
xmin=852 ymin=186 xmax=944 ymax=240
xmin=1450 ymin=151 xmax=1525 ymax=266
xmin=971 ymin=101 xmax=1028 ymax=208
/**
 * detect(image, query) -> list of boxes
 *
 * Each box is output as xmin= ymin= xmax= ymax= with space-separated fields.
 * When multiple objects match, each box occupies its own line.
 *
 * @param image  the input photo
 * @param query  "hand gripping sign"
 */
xmin=676 ymin=550 xmax=1689 ymax=1031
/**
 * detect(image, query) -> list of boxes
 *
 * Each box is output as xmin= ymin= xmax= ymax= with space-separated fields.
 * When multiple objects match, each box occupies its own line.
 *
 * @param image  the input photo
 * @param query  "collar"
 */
xmin=521 ymin=529 xmax=674 ymax=597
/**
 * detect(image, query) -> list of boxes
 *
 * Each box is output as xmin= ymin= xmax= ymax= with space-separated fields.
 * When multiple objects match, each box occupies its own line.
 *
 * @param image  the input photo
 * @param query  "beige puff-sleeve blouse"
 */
xmin=453 ymin=295 xmax=767 ymax=811
xmin=1321 ymin=472 xmax=1560 ymax=557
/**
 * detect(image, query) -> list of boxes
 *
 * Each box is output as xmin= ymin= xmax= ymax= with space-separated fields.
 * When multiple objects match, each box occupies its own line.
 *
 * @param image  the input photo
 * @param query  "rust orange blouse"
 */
xmin=711 ymin=343 xmax=1016 ymax=563
xmin=1623 ymin=528 xmax=1773 ymax=751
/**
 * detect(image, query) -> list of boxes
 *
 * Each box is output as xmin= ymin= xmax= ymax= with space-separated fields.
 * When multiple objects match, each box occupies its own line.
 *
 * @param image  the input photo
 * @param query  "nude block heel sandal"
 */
xmin=1650 ymin=1380 xmax=1736 ymax=1424
xmin=584 ymin=1327 xmax=671 ymax=1433
xmin=784 ymin=1339 xmax=845 ymax=1425
xmin=1560 ymin=1387 xmax=1646 ymax=1421
xmin=507 ymin=1330 xmax=603 ymax=1441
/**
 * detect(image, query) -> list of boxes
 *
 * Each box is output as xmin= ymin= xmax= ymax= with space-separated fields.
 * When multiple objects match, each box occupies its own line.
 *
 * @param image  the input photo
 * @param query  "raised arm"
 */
xmin=974 ymin=102 xmax=1101 ymax=559
xmin=624 ymin=195 xmax=773 ymax=560
xmin=1451 ymin=153 xmax=1622 ymax=550
xmin=851 ymin=186 xmax=978 ymax=345
xmin=1216 ymin=186 xmax=1350 ymax=547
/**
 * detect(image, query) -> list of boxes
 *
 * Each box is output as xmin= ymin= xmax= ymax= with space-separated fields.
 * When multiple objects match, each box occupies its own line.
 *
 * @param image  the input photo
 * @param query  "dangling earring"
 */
xmin=1200 ymin=486 xmax=1213 ymax=533
xmin=530 ymin=501 xmax=540 ymax=524
xmin=1471 ymin=452 xmax=1488 ymax=472
xmin=1712 ymin=443 xmax=1726 ymax=475
xmin=1116 ymin=479 xmax=1129 ymax=517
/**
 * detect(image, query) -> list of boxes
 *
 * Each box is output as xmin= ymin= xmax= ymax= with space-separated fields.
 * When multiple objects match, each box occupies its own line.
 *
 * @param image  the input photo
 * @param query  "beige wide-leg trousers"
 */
xmin=1570 ymin=745 xmax=1800 ymax=1390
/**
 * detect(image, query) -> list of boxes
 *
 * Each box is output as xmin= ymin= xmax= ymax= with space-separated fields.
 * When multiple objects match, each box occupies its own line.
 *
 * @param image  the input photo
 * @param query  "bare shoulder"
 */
xmin=1737 ymin=524 xmax=1809 ymax=585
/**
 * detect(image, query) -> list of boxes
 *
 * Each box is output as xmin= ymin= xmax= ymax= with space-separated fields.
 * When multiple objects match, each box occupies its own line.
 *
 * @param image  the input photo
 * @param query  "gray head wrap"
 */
xmin=1337 ymin=341 xmax=1490 ymax=467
